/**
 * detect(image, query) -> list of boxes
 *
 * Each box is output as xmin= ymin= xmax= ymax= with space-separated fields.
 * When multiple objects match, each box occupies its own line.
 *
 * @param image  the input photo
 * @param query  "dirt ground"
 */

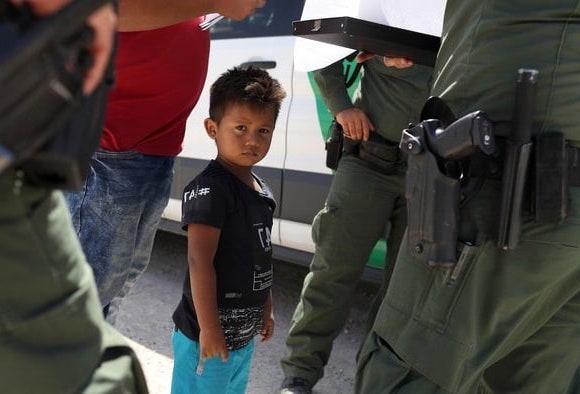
xmin=116 ymin=230 xmax=379 ymax=394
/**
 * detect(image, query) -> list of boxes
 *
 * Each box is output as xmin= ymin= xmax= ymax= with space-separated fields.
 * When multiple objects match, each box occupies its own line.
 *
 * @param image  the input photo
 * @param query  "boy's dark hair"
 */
xmin=208 ymin=66 xmax=286 ymax=123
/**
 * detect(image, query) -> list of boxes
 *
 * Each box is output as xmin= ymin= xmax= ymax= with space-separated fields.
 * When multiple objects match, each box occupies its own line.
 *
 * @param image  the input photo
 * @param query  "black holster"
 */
xmin=404 ymin=138 xmax=460 ymax=267
xmin=400 ymin=110 xmax=495 ymax=267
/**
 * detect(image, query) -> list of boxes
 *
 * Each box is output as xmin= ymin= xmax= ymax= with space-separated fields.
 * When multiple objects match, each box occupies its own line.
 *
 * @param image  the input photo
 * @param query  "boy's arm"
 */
xmin=259 ymin=290 xmax=274 ymax=342
xmin=118 ymin=0 xmax=263 ymax=32
xmin=186 ymin=223 xmax=228 ymax=362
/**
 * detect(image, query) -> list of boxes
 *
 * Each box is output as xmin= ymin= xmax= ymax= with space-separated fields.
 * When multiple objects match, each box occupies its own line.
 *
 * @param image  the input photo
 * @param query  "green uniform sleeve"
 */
xmin=312 ymin=58 xmax=354 ymax=117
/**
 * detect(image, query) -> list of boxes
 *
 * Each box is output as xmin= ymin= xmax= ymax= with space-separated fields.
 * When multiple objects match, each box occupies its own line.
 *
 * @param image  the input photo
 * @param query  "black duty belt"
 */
xmin=475 ymin=135 xmax=580 ymax=224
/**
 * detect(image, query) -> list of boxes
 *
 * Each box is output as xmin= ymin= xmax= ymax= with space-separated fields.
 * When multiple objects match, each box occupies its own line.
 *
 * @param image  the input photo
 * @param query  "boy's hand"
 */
xmin=260 ymin=315 xmax=275 ymax=342
xmin=199 ymin=329 xmax=228 ymax=362
xmin=260 ymin=294 xmax=274 ymax=342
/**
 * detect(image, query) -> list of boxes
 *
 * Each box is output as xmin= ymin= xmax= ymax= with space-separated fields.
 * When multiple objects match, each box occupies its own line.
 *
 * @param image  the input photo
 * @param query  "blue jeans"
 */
xmin=171 ymin=328 xmax=254 ymax=394
xmin=65 ymin=150 xmax=175 ymax=324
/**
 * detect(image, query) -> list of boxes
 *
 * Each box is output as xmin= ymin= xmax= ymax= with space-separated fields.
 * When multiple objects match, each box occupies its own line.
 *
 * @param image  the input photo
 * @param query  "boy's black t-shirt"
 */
xmin=172 ymin=160 xmax=277 ymax=350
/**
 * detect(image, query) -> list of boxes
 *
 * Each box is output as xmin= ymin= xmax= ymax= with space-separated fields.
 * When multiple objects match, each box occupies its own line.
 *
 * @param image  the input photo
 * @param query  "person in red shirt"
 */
xmin=66 ymin=0 xmax=267 ymax=323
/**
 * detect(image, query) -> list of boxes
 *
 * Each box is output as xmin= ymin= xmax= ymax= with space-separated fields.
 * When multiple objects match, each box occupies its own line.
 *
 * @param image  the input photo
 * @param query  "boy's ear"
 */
xmin=204 ymin=118 xmax=217 ymax=139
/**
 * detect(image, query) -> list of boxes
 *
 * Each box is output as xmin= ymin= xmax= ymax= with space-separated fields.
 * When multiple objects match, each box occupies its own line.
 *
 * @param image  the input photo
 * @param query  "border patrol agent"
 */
xmin=281 ymin=54 xmax=433 ymax=392
xmin=0 ymin=174 xmax=148 ymax=393
xmin=0 ymin=1 xmax=148 ymax=392
xmin=356 ymin=1 xmax=580 ymax=392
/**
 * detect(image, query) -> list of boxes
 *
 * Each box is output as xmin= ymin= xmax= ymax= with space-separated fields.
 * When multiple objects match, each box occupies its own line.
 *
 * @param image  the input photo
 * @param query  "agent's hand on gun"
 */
xmin=17 ymin=0 xmax=117 ymax=94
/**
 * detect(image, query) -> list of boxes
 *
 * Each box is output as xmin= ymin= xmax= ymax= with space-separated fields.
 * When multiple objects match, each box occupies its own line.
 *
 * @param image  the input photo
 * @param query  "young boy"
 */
xmin=170 ymin=66 xmax=286 ymax=394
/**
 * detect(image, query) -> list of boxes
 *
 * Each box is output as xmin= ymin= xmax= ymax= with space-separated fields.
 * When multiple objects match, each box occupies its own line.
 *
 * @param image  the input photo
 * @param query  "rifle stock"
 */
xmin=0 ymin=0 xmax=113 ymax=189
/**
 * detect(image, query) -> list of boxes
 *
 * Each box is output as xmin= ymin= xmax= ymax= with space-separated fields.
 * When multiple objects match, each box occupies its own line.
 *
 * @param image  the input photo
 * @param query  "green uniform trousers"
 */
xmin=281 ymin=155 xmax=407 ymax=386
xmin=356 ymin=180 xmax=580 ymax=393
xmin=0 ymin=170 xmax=148 ymax=394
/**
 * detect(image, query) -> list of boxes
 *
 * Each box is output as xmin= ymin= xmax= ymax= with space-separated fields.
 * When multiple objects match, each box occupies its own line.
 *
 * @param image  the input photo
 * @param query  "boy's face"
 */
xmin=205 ymin=103 xmax=276 ymax=169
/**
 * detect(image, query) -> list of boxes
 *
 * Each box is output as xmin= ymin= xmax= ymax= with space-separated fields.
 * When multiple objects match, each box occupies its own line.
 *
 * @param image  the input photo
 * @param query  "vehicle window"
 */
xmin=210 ymin=0 xmax=305 ymax=39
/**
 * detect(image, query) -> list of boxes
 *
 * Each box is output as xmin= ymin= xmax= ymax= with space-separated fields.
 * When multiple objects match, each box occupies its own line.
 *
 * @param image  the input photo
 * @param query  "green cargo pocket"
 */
xmin=414 ymin=243 xmax=480 ymax=333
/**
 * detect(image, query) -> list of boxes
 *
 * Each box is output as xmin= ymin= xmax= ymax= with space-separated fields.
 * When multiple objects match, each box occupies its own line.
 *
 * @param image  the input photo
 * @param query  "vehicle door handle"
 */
xmin=240 ymin=60 xmax=276 ymax=69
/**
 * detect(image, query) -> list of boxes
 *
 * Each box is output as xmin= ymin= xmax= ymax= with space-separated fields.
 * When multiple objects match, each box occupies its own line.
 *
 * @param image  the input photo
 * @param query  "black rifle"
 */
xmin=0 ymin=0 xmax=114 ymax=189
xmin=497 ymin=69 xmax=539 ymax=249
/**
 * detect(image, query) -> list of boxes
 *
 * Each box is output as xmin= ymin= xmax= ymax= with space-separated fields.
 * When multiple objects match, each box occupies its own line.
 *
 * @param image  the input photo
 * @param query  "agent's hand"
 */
xmin=335 ymin=108 xmax=374 ymax=142
xmin=355 ymin=51 xmax=414 ymax=69
xmin=19 ymin=0 xmax=117 ymax=95
xmin=214 ymin=0 xmax=267 ymax=21
xmin=199 ymin=328 xmax=229 ymax=363
xmin=383 ymin=57 xmax=414 ymax=68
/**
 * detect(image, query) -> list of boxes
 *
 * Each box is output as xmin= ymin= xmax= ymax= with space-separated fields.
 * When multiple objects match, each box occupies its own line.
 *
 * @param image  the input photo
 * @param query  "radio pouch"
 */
xmin=325 ymin=120 xmax=343 ymax=170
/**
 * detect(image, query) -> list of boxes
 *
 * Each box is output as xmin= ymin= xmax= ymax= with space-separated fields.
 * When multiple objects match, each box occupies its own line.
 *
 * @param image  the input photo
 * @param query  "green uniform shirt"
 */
xmin=314 ymin=56 xmax=433 ymax=143
xmin=433 ymin=0 xmax=580 ymax=145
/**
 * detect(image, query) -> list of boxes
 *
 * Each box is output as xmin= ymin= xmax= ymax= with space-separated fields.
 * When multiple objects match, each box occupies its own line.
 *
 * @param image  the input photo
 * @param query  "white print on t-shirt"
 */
xmin=253 ymin=223 xmax=273 ymax=291
xmin=183 ymin=185 xmax=211 ymax=202
xmin=253 ymin=268 xmax=273 ymax=291
xmin=255 ymin=223 xmax=272 ymax=252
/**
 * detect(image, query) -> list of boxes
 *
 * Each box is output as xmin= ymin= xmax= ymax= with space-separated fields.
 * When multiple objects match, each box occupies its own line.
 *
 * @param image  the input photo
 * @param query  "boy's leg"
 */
xmin=171 ymin=328 xmax=202 ymax=394
xmin=171 ymin=328 xmax=254 ymax=394
xmin=228 ymin=340 xmax=254 ymax=394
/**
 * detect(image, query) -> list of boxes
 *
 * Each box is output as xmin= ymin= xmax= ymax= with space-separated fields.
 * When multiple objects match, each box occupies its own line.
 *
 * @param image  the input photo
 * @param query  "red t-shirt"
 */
xmin=100 ymin=18 xmax=210 ymax=156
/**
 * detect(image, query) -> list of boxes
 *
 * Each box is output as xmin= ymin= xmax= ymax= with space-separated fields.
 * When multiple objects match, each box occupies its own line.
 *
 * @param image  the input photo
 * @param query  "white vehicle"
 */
xmin=159 ymin=0 xmax=385 ymax=277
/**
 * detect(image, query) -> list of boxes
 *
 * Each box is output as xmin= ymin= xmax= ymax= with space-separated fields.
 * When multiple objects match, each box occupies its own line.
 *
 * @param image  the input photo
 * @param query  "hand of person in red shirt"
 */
xmin=118 ymin=0 xmax=266 ymax=31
